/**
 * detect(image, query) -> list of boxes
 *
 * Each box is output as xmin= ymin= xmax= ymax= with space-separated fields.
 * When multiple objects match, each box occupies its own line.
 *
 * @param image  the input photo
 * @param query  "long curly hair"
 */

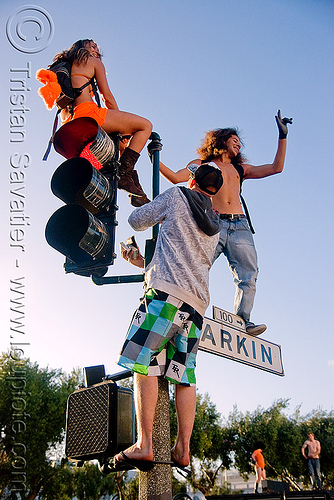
xmin=196 ymin=128 xmax=247 ymax=165
xmin=52 ymin=39 xmax=99 ymax=66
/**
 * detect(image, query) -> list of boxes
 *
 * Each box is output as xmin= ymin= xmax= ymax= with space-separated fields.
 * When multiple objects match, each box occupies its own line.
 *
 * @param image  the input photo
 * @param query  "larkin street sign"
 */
xmin=198 ymin=306 xmax=284 ymax=376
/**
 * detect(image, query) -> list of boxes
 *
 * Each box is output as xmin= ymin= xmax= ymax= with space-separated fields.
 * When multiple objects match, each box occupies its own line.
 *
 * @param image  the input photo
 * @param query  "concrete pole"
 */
xmin=138 ymin=134 xmax=173 ymax=499
xmin=139 ymin=378 xmax=172 ymax=500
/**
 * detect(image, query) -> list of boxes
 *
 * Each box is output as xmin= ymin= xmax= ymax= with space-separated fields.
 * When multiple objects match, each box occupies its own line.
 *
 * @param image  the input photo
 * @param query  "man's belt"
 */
xmin=219 ymin=214 xmax=246 ymax=220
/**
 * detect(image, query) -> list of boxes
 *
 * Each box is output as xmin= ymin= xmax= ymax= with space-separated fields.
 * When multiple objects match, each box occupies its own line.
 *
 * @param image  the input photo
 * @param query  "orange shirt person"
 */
xmin=252 ymin=442 xmax=266 ymax=493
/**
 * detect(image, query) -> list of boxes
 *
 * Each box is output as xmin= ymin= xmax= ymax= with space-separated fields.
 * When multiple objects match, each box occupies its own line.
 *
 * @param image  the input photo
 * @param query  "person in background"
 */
xmin=252 ymin=441 xmax=266 ymax=493
xmin=301 ymin=432 xmax=322 ymax=490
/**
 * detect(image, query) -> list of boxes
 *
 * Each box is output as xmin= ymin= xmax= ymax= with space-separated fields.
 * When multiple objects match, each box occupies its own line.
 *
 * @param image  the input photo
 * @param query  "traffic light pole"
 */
xmin=47 ymin=126 xmax=172 ymax=497
xmin=91 ymin=132 xmax=162 ymax=285
xmin=137 ymin=133 xmax=173 ymax=500
xmin=91 ymin=273 xmax=144 ymax=285
xmin=139 ymin=377 xmax=172 ymax=500
xmin=150 ymin=132 xmax=161 ymax=239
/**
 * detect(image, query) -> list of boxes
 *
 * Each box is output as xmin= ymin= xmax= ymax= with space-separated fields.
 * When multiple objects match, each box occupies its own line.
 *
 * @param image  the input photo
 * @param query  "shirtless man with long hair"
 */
xmin=159 ymin=111 xmax=292 ymax=335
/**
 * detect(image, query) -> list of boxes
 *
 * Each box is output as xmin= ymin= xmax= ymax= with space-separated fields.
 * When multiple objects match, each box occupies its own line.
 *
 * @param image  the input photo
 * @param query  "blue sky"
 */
xmin=1 ymin=0 xmax=334 ymax=421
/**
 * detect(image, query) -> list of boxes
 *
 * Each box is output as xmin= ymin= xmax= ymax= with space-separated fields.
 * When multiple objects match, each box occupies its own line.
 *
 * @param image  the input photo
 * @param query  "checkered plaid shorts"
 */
xmin=117 ymin=288 xmax=203 ymax=386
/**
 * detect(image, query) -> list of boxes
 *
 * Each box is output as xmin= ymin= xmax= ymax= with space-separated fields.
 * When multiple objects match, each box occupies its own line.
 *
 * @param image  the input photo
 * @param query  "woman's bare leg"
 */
xmin=100 ymin=110 xmax=152 ymax=198
xmin=102 ymin=109 xmax=152 ymax=153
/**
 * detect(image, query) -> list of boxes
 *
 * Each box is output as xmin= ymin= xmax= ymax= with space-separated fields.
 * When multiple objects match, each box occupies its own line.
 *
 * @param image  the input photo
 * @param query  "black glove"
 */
xmin=147 ymin=140 xmax=163 ymax=158
xmin=275 ymin=109 xmax=293 ymax=139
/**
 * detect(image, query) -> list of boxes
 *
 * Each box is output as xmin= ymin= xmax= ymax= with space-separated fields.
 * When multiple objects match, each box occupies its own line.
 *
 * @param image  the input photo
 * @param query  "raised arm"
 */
xmin=243 ymin=110 xmax=292 ymax=179
xmin=120 ymin=243 xmax=145 ymax=268
xmin=93 ymin=58 xmax=119 ymax=110
xmin=159 ymin=159 xmax=200 ymax=184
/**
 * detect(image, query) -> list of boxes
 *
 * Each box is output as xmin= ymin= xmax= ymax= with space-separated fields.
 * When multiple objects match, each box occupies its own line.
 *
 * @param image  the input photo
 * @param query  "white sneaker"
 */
xmin=245 ymin=323 xmax=267 ymax=336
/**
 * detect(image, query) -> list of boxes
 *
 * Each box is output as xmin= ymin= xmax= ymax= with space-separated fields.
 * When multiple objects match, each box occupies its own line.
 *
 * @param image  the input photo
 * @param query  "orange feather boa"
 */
xmin=36 ymin=69 xmax=62 ymax=110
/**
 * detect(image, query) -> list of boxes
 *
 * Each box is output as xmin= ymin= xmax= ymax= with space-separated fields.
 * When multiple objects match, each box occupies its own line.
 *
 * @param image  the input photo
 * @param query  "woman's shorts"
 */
xmin=62 ymin=101 xmax=107 ymax=126
xmin=117 ymin=288 xmax=203 ymax=387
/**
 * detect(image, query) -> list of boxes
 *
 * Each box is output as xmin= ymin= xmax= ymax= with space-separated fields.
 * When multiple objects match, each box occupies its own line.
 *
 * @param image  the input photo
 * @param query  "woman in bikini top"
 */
xmin=54 ymin=39 xmax=152 ymax=203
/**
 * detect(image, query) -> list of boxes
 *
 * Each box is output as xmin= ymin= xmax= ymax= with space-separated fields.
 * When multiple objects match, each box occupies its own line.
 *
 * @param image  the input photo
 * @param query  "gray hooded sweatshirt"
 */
xmin=128 ymin=186 xmax=221 ymax=317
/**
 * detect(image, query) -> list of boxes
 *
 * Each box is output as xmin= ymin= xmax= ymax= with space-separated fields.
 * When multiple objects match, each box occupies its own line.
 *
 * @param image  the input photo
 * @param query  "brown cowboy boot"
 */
xmin=118 ymin=147 xmax=147 ymax=197
xmin=129 ymin=170 xmax=151 ymax=206
xmin=130 ymin=193 xmax=151 ymax=207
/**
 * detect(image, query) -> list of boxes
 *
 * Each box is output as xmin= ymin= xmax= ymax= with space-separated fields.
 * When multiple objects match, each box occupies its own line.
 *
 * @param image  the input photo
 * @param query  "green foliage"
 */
xmin=74 ymin=462 xmax=117 ymax=500
xmin=123 ymin=473 xmax=138 ymax=500
xmin=222 ymin=399 xmax=334 ymax=490
xmin=170 ymin=389 xmax=226 ymax=495
xmin=224 ymin=399 xmax=295 ymax=476
xmin=0 ymin=352 xmax=81 ymax=500
xmin=191 ymin=393 xmax=223 ymax=462
xmin=172 ymin=474 xmax=187 ymax=495
xmin=39 ymin=460 xmax=75 ymax=500
xmin=298 ymin=409 xmax=334 ymax=489
xmin=1 ymin=352 xmax=334 ymax=498
xmin=171 ymin=393 xmax=334 ymax=494
xmin=170 ymin=390 xmax=224 ymax=461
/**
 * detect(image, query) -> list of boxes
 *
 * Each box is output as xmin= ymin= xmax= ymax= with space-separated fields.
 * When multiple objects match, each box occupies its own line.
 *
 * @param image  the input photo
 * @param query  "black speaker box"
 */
xmin=65 ymin=380 xmax=135 ymax=462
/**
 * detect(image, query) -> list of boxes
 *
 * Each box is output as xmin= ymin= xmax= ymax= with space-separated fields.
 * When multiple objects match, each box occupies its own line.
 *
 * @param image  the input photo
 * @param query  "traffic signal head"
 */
xmin=45 ymin=204 xmax=112 ymax=270
xmin=50 ymin=157 xmax=112 ymax=215
xmin=45 ymin=118 xmax=119 ymax=277
xmin=53 ymin=117 xmax=116 ymax=168
xmin=45 ymin=157 xmax=116 ymax=275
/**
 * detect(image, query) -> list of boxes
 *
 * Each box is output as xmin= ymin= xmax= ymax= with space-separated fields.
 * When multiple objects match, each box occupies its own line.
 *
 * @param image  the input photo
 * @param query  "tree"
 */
xmin=223 ymin=399 xmax=301 ymax=478
xmin=74 ymin=462 xmax=118 ymax=500
xmin=0 ymin=351 xmax=81 ymax=500
xmin=39 ymin=459 xmax=75 ymax=500
xmin=170 ymin=393 xmax=334 ymax=494
xmin=222 ymin=399 xmax=334 ymax=490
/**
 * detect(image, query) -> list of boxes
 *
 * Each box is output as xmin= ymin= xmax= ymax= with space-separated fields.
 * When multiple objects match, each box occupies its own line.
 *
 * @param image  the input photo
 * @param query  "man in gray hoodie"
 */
xmin=114 ymin=164 xmax=223 ymax=472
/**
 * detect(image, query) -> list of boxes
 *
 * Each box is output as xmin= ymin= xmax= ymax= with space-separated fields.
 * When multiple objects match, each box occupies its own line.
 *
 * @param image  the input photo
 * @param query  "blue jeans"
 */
xmin=213 ymin=218 xmax=258 ymax=323
xmin=308 ymin=458 xmax=322 ymax=489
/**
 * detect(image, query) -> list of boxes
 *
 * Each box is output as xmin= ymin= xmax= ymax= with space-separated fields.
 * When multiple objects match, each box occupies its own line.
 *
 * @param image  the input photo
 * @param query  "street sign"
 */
xmin=212 ymin=305 xmax=246 ymax=330
xmin=199 ymin=307 xmax=284 ymax=376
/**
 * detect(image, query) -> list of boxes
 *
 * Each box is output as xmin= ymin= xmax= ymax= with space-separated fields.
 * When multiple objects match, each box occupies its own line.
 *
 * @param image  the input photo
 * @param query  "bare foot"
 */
xmin=171 ymin=445 xmax=190 ymax=467
xmin=114 ymin=443 xmax=153 ymax=464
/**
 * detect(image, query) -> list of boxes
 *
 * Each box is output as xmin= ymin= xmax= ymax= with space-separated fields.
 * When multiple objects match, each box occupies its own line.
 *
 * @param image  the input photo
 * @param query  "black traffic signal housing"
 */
xmin=45 ymin=118 xmax=119 ymax=277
